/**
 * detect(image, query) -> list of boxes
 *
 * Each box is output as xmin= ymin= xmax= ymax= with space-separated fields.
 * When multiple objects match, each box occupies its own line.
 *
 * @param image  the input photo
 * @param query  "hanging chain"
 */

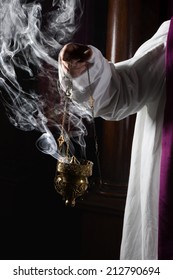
xmin=57 ymin=68 xmax=103 ymax=185
xmin=57 ymin=78 xmax=73 ymax=158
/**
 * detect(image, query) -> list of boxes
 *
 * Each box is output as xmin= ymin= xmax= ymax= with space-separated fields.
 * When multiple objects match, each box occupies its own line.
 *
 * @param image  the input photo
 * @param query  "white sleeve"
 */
xmin=58 ymin=20 xmax=169 ymax=120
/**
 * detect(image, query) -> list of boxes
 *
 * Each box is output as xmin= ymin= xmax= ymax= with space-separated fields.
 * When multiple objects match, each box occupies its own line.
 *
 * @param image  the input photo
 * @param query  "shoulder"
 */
xmin=134 ymin=20 xmax=170 ymax=57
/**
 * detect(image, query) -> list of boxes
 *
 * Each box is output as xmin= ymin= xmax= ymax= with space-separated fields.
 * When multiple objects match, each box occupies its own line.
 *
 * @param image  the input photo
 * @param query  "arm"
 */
xmin=58 ymin=21 xmax=169 ymax=120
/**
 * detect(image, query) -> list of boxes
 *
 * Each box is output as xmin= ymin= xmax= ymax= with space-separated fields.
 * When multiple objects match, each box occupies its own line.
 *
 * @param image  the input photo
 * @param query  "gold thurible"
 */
xmin=54 ymin=77 xmax=94 ymax=207
xmin=54 ymin=156 xmax=93 ymax=207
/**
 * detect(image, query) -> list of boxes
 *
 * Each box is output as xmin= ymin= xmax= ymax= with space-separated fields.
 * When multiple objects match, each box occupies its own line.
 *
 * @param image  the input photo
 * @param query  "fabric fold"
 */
xmin=159 ymin=17 xmax=173 ymax=259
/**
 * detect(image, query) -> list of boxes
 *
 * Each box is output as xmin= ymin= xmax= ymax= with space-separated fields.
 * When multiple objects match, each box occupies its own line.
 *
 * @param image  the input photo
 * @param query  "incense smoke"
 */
xmin=0 ymin=0 xmax=90 ymax=161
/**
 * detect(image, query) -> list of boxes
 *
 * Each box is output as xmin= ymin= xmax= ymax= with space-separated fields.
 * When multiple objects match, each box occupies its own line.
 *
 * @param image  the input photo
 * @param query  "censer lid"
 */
xmin=57 ymin=156 xmax=93 ymax=177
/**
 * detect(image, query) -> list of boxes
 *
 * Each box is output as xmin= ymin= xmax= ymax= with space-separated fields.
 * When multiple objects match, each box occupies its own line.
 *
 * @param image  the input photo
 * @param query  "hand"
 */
xmin=59 ymin=43 xmax=92 ymax=78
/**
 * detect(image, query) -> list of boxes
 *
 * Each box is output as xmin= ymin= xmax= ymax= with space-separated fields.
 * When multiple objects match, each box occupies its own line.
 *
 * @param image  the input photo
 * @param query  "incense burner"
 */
xmin=54 ymin=157 xmax=93 ymax=207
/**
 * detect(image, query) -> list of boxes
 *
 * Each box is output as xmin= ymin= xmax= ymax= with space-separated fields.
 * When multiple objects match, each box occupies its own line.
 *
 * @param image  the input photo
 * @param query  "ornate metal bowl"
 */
xmin=54 ymin=157 xmax=93 ymax=207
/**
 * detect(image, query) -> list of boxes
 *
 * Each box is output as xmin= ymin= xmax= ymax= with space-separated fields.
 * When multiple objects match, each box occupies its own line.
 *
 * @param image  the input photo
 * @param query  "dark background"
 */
xmin=0 ymin=0 xmax=172 ymax=259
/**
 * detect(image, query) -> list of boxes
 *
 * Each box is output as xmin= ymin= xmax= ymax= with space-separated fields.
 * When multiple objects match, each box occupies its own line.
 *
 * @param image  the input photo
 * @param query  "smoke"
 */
xmin=0 ymin=0 xmax=91 ymax=161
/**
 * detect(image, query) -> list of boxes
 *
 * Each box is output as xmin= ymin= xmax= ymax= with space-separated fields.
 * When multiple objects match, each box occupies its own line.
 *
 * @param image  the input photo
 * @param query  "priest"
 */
xmin=58 ymin=19 xmax=172 ymax=260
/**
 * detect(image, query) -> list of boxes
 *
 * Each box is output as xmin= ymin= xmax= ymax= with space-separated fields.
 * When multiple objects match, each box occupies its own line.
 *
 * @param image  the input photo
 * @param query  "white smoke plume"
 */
xmin=0 ymin=0 xmax=90 ymax=161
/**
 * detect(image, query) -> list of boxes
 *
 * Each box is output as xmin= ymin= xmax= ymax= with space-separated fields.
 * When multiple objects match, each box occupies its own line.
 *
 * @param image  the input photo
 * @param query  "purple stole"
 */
xmin=158 ymin=18 xmax=173 ymax=259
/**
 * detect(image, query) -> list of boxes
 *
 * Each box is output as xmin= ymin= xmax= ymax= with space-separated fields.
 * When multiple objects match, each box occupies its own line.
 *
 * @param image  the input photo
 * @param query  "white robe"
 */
xmin=58 ymin=20 xmax=170 ymax=259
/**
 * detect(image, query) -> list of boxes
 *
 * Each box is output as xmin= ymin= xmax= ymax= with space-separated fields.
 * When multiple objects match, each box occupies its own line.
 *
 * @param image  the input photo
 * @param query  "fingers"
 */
xmin=60 ymin=43 xmax=75 ymax=61
xmin=61 ymin=43 xmax=92 ymax=62
xmin=59 ymin=43 xmax=92 ymax=78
